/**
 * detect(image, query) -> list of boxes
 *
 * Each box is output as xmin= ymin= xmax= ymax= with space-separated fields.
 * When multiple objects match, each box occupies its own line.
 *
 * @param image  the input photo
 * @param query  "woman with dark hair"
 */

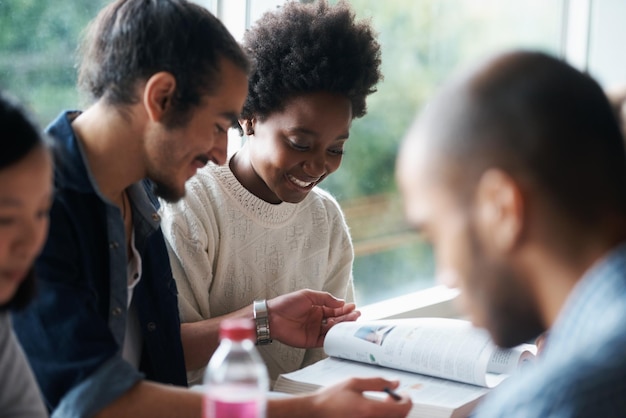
xmin=161 ymin=0 xmax=383 ymax=385
xmin=0 ymin=91 xmax=52 ymax=417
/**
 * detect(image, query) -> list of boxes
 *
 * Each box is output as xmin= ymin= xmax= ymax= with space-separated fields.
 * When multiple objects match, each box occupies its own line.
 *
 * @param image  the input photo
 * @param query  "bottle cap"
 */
xmin=219 ymin=318 xmax=256 ymax=341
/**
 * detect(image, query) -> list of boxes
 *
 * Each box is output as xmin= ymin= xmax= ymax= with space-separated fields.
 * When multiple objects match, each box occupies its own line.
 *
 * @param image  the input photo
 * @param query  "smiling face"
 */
xmin=0 ymin=145 xmax=53 ymax=305
xmin=236 ymin=91 xmax=352 ymax=204
xmin=145 ymin=58 xmax=249 ymax=202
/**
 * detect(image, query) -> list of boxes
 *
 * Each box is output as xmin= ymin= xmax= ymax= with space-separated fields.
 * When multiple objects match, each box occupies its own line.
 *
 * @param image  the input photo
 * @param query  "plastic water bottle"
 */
xmin=203 ymin=318 xmax=269 ymax=418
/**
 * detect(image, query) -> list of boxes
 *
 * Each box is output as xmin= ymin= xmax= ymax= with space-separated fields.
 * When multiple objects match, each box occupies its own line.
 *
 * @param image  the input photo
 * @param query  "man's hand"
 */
xmin=304 ymin=378 xmax=412 ymax=418
xmin=267 ymin=289 xmax=360 ymax=348
xmin=268 ymin=378 xmax=412 ymax=418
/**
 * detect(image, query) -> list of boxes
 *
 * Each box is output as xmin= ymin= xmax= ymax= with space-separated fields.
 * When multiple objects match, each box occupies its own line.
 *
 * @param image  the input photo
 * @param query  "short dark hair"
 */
xmin=0 ymin=91 xmax=44 ymax=311
xmin=78 ymin=0 xmax=249 ymax=126
xmin=237 ymin=0 xmax=382 ymax=134
xmin=427 ymin=51 xmax=626 ymax=224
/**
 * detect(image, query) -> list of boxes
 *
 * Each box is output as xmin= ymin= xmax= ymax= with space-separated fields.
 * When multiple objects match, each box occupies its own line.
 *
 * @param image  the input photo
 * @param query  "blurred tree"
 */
xmin=324 ymin=0 xmax=562 ymax=304
xmin=0 ymin=0 xmax=108 ymax=124
xmin=0 ymin=0 xmax=563 ymax=305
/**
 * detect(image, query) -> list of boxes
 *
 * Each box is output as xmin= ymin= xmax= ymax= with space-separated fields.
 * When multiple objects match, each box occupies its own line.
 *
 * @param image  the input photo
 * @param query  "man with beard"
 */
xmin=397 ymin=50 xmax=626 ymax=416
xmin=12 ymin=1 xmax=412 ymax=417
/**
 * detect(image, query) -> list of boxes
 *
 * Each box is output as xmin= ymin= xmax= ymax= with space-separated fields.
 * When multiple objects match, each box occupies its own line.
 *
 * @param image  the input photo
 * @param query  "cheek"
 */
xmin=0 ymin=234 xmax=10 ymax=268
xmin=325 ymin=156 xmax=343 ymax=175
xmin=436 ymin=219 xmax=474 ymax=286
xmin=435 ymin=218 xmax=488 ymax=322
xmin=33 ymin=218 xmax=50 ymax=257
xmin=252 ymin=143 xmax=290 ymax=176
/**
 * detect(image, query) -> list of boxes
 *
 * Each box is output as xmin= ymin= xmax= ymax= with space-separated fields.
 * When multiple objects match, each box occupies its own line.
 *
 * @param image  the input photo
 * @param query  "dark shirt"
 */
xmin=12 ymin=111 xmax=187 ymax=418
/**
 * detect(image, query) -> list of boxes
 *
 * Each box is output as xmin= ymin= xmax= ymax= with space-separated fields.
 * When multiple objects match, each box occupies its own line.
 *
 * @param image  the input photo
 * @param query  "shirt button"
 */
xmin=111 ymin=307 xmax=122 ymax=316
xmin=152 ymin=213 xmax=160 ymax=222
xmin=109 ymin=241 xmax=119 ymax=249
xmin=147 ymin=322 xmax=157 ymax=332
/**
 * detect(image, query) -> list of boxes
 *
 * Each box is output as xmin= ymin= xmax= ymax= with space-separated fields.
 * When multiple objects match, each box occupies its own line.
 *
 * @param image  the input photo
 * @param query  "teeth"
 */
xmin=288 ymin=174 xmax=314 ymax=188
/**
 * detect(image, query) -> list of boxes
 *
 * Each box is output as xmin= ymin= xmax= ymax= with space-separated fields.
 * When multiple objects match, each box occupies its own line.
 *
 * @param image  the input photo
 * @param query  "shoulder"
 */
xmin=478 ymin=334 xmax=626 ymax=418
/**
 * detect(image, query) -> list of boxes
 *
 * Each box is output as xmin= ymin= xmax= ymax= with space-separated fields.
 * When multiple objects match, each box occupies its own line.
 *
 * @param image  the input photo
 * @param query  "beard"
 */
xmin=466 ymin=224 xmax=545 ymax=348
xmin=151 ymin=177 xmax=185 ymax=203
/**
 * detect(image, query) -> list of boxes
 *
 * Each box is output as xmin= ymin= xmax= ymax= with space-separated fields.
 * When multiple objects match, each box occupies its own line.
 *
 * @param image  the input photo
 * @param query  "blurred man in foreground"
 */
xmin=397 ymin=50 xmax=626 ymax=417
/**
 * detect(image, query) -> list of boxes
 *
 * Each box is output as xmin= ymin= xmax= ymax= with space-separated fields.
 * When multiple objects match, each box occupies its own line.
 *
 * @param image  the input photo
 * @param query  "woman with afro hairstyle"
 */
xmin=160 ymin=0 xmax=383 ymax=386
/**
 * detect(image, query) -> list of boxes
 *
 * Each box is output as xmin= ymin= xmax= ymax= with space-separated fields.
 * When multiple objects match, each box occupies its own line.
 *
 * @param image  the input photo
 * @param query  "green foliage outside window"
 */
xmin=0 ymin=0 xmax=108 ymax=124
xmin=0 ymin=0 xmax=563 ymax=305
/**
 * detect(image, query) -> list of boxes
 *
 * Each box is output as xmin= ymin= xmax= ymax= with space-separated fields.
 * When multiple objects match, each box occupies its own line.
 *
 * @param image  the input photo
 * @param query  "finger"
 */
xmin=344 ymin=377 xmax=401 ymax=393
xmin=321 ymin=302 xmax=356 ymax=318
xmin=321 ymin=311 xmax=360 ymax=333
xmin=362 ymin=397 xmax=412 ymax=418
xmin=333 ymin=310 xmax=360 ymax=323
xmin=305 ymin=290 xmax=345 ymax=308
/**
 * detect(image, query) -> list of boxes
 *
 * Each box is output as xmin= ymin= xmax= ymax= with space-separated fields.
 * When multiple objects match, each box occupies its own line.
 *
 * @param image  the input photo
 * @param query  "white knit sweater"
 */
xmin=160 ymin=161 xmax=355 ymax=385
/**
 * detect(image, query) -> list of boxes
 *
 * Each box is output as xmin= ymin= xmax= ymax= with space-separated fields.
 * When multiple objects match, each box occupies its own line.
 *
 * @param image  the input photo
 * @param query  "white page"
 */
xmin=274 ymin=357 xmax=489 ymax=413
xmin=323 ymin=318 xmax=533 ymax=387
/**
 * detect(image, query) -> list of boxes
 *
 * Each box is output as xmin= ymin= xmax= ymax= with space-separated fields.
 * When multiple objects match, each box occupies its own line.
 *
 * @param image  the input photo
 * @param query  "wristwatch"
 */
xmin=253 ymin=300 xmax=272 ymax=345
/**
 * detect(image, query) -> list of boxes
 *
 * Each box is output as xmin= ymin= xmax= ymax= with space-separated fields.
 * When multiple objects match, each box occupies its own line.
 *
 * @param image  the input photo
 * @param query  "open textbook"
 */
xmin=274 ymin=318 xmax=536 ymax=418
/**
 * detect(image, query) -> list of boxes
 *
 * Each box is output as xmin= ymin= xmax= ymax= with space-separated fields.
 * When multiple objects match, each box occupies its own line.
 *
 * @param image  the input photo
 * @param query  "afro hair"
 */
xmin=237 ymin=0 xmax=382 ymax=134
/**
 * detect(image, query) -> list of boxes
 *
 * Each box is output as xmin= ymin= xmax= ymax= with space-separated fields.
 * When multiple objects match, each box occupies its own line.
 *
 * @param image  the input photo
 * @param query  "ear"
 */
xmin=239 ymin=118 xmax=256 ymax=136
xmin=474 ymin=168 xmax=525 ymax=254
xmin=143 ymin=72 xmax=177 ymax=123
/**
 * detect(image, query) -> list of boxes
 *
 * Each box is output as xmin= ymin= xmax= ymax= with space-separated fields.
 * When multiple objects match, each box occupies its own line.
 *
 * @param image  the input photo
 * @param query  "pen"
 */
xmin=383 ymin=386 xmax=402 ymax=401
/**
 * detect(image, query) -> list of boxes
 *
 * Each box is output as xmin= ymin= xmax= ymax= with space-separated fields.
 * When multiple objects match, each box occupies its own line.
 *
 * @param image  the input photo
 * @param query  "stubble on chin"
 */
xmin=152 ymin=180 xmax=185 ymax=203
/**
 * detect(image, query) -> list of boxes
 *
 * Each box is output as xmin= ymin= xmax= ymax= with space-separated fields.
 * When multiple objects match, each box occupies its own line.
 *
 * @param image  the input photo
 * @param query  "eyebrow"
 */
xmin=220 ymin=111 xmax=240 ymax=124
xmin=287 ymin=127 xmax=350 ymax=141
xmin=0 ymin=193 xmax=53 ymax=207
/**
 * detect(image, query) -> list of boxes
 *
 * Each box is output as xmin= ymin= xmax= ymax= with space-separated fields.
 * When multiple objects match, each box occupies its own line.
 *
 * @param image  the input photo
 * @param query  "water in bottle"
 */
xmin=203 ymin=318 xmax=269 ymax=418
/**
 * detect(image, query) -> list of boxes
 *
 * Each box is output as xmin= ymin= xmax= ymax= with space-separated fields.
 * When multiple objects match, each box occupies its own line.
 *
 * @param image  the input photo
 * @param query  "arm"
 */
xmin=318 ymin=189 xmax=356 ymax=304
xmin=94 ymin=381 xmax=202 ymax=418
xmin=162 ymin=180 xmax=360 ymax=370
xmin=181 ymin=289 xmax=360 ymax=371
xmin=160 ymin=177 xmax=224 ymax=371
xmin=301 ymin=191 xmax=357 ymax=367
xmin=94 ymin=377 xmax=410 ymax=418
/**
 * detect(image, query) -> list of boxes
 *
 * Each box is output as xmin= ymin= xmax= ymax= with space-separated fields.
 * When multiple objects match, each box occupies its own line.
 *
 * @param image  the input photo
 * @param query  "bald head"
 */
xmin=399 ymin=51 xmax=626 ymax=225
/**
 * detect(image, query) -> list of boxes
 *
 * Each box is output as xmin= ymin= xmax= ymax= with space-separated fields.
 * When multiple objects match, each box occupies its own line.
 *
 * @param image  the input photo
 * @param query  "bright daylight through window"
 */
xmin=0 ymin=0 xmax=563 ymax=306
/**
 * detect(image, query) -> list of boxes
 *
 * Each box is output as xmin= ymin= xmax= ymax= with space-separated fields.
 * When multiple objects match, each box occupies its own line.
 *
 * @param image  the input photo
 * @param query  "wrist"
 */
xmin=253 ymin=299 xmax=272 ymax=345
xmin=268 ymin=394 xmax=320 ymax=418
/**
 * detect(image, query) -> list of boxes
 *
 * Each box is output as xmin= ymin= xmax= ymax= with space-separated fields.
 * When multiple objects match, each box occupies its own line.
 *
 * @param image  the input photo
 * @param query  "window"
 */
xmin=0 ymin=1 xmax=109 ymax=125
xmin=2 ymin=0 xmax=620 ymax=313
xmin=210 ymin=0 xmax=565 ymax=306
xmin=322 ymin=0 xmax=564 ymax=305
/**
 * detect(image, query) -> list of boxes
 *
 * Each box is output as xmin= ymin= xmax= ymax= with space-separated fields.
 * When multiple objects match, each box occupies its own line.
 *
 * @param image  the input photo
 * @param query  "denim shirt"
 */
xmin=12 ymin=111 xmax=187 ymax=418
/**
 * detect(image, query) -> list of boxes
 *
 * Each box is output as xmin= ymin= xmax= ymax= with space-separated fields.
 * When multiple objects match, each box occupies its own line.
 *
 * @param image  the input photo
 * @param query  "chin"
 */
xmin=153 ymin=181 xmax=185 ymax=203
xmin=488 ymin=317 xmax=543 ymax=348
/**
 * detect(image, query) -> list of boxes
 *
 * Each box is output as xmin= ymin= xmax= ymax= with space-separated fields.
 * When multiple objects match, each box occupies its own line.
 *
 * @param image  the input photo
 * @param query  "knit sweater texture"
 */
xmin=160 ymin=161 xmax=355 ymax=384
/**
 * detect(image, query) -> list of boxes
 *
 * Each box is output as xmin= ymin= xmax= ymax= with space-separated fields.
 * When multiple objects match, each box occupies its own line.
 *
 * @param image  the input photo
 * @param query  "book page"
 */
xmin=323 ymin=318 xmax=534 ymax=387
xmin=274 ymin=357 xmax=489 ymax=418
